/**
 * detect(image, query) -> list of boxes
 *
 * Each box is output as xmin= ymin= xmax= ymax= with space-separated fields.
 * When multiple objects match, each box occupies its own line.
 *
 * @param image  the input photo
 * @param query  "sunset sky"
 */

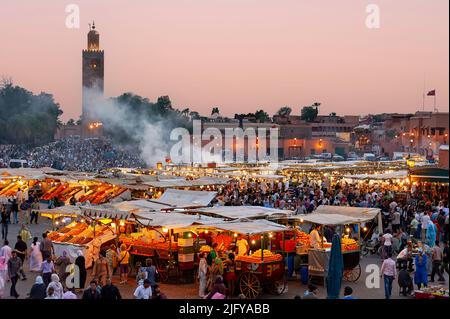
xmin=0 ymin=0 xmax=448 ymax=121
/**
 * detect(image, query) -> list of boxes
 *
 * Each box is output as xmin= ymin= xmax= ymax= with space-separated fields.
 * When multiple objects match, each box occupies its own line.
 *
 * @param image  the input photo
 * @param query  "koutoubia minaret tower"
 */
xmin=82 ymin=21 xmax=104 ymax=138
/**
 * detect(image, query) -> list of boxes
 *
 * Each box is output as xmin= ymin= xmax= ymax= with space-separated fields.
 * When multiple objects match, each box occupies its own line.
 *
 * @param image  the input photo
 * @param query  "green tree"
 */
xmin=276 ymin=106 xmax=292 ymax=117
xmin=181 ymin=108 xmax=190 ymax=117
xmin=155 ymin=95 xmax=173 ymax=116
xmin=66 ymin=118 xmax=75 ymax=125
xmin=255 ymin=109 xmax=270 ymax=122
xmin=0 ymin=81 xmax=63 ymax=145
xmin=300 ymin=105 xmax=319 ymax=122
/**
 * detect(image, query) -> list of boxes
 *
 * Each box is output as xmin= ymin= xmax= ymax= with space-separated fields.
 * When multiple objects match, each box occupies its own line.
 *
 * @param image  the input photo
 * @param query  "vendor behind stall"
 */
xmin=236 ymin=236 xmax=249 ymax=256
xmin=309 ymin=224 xmax=327 ymax=249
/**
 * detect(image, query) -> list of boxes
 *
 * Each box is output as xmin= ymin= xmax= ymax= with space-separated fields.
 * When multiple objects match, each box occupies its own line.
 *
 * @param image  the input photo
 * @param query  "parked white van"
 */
xmin=8 ymin=159 xmax=29 ymax=168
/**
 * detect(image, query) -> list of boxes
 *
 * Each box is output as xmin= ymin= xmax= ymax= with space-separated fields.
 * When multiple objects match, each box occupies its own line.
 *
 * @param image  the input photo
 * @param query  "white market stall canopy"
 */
xmin=199 ymin=219 xmax=288 ymax=235
xmin=79 ymin=189 xmax=218 ymax=219
xmin=38 ymin=205 xmax=82 ymax=218
xmin=297 ymin=205 xmax=381 ymax=225
xmin=213 ymin=172 xmax=286 ymax=180
xmin=343 ymin=170 xmax=408 ymax=180
xmin=144 ymin=177 xmax=231 ymax=189
xmin=194 ymin=206 xmax=291 ymax=220
xmin=111 ymin=200 xmax=171 ymax=212
xmin=131 ymin=211 xmax=223 ymax=229
xmin=80 ymin=200 xmax=172 ymax=219
xmin=81 ymin=205 xmax=131 ymax=220
xmin=152 ymin=189 xmax=217 ymax=207
xmin=0 ymin=168 xmax=98 ymax=183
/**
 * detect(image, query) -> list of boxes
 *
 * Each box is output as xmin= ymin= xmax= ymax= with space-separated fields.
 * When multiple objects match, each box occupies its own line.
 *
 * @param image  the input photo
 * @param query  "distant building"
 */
xmin=382 ymin=111 xmax=449 ymax=158
xmin=200 ymin=112 xmax=359 ymax=160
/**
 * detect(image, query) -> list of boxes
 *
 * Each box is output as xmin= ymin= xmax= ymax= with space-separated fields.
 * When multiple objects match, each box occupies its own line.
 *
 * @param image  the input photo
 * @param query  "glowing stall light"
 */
xmin=162 ymin=227 xmax=169 ymax=233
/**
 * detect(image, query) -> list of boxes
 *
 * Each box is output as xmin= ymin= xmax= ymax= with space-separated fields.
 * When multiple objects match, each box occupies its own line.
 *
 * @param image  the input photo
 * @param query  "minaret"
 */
xmin=82 ymin=21 xmax=104 ymax=137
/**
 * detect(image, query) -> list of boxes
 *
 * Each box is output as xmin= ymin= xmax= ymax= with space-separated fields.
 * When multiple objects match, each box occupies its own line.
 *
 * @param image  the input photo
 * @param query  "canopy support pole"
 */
xmin=357 ymin=222 xmax=361 ymax=244
xmin=377 ymin=213 xmax=383 ymax=234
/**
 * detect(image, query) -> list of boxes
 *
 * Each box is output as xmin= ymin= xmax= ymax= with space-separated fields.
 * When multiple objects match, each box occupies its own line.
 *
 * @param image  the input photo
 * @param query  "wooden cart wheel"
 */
xmin=343 ymin=264 xmax=361 ymax=282
xmin=268 ymin=277 xmax=287 ymax=295
xmin=239 ymin=272 xmax=261 ymax=299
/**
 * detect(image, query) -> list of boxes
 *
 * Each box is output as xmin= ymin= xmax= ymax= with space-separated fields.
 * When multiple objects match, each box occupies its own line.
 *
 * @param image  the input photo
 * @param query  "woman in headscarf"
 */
xmin=0 ymin=256 xmax=7 ymax=299
xmin=29 ymin=237 xmax=43 ymax=272
xmin=75 ymin=250 xmax=87 ymax=290
xmin=28 ymin=276 xmax=46 ymax=299
xmin=55 ymin=251 xmax=71 ymax=286
xmin=47 ymin=274 xmax=64 ymax=299
xmin=414 ymin=248 xmax=428 ymax=290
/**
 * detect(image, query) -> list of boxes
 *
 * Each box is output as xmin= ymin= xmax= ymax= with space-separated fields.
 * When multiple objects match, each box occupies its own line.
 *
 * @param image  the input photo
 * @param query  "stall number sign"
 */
xmin=265 ymin=264 xmax=280 ymax=277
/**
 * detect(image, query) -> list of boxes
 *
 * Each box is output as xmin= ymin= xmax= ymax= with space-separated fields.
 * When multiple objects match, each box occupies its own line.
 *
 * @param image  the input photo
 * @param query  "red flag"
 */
xmin=427 ymin=90 xmax=436 ymax=96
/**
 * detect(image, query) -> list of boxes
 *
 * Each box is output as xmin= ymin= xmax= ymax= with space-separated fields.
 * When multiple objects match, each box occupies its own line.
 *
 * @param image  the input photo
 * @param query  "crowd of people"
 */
xmin=0 ymin=167 xmax=448 ymax=299
xmin=214 ymin=177 xmax=449 ymax=299
xmin=0 ymin=136 xmax=146 ymax=171
xmin=0 ymin=230 xmax=169 ymax=299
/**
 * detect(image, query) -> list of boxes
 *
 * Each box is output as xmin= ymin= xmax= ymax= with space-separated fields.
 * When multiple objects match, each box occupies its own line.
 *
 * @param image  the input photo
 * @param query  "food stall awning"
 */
xmin=38 ymin=205 xmax=82 ymax=218
xmin=112 ymin=200 xmax=172 ymax=211
xmin=293 ymin=214 xmax=358 ymax=226
xmin=143 ymin=177 xmax=230 ymax=189
xmin=296 ymin=205 xmax=381 ymax=227
xmin=314 ymin=205 xmax=380 ymax=222
xmin=150 ymin=189 xmax=217 ymax=207
xmin=194 ymin=206 xmax=292 ymax=220
xmin=131 ymin=211 xmax=223 ymax=229
xmin=80 ymin=205 xmax=131 ymax=220
xmin=213 ymin=172 xmax=285 ymax=180
xmin=343 ymin=170 xmax=408 ymax=180
xmin=200 ymin=219 xmax=287 ymax=235
xmin=410 ymin=167 xmax=449 ymax=183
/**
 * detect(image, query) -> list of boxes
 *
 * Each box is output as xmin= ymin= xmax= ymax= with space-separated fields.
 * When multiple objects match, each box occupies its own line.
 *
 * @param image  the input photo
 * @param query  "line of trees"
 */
xmin=0 ymin=79 xmax=63 ymax=145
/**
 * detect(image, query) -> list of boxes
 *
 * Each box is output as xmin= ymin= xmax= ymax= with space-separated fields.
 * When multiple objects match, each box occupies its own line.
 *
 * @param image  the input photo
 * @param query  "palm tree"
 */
xmin=181 ymin=108 xmax=190 ymax=117
xmin=211 ymin=107 xmax=220 ymax=115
